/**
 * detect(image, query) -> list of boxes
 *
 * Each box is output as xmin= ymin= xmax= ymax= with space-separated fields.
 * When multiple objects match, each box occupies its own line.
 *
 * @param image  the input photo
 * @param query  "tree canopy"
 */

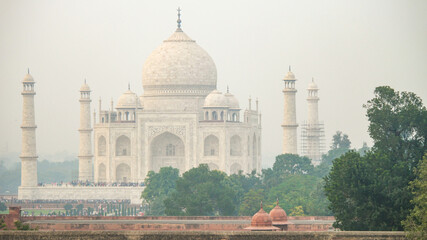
xmin=403 ymin=154 xmax=427 ymax=239
xmin=164 ymin=164 xmax=236 ymax=216
xmin=141 ymin=167 xmax=180 ymax=216
xmin=325 ymin=86 xmax=427 ymax=231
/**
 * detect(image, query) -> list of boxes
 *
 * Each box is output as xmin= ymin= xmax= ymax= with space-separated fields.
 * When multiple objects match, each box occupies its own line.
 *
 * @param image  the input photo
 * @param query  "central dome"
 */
xmin=142 ymin=28 xmax=217 ymax=95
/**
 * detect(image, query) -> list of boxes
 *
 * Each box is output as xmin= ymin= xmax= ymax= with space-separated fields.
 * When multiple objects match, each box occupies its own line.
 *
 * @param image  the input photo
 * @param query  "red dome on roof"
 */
xmin=251 ymin=207 xmax=273 ymax=227
xmin=269 ymin=201 xmax=288 ymax=223
xmin=245 ymin=202 xmax=279 ymax=231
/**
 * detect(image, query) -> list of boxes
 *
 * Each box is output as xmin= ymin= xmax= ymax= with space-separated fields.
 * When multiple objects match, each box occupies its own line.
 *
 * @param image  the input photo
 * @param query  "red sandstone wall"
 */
xmin=0 ymin=207 xmax=21 ymax=229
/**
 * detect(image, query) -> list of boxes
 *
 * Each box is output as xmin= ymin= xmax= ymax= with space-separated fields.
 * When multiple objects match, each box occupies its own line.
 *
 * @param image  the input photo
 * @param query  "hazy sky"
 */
xmin=1 ymin=0 xmax=426 ymax=167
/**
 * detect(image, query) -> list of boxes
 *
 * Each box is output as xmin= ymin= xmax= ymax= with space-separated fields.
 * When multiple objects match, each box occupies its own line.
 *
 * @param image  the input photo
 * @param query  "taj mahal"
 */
xmin=18 ymin=10 xmax=323 ymax=203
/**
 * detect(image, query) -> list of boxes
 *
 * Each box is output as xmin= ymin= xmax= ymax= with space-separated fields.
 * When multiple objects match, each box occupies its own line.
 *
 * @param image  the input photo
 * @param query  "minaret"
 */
xmin=282 ymin=66 xmax=298 ymax=154
xmin=20 ymin=70 xmax=38 ymax=187
xmin=305 ymin=79 xmax=322 ymax=164
xmin=307 ymin=79 xmax=319 ymax=126
xmin=78 ymin=80 xmax=93 ymax=181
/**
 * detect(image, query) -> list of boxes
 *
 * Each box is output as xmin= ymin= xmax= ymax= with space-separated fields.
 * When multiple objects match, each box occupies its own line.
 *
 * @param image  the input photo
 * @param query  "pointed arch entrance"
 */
xmin=150 ymin=132 xmax=185 ymax=172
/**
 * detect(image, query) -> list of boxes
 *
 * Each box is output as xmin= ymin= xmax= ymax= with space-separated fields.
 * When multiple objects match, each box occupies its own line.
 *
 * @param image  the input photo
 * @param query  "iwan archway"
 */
xmin=150 ymin=132 xmax=185 ymax=172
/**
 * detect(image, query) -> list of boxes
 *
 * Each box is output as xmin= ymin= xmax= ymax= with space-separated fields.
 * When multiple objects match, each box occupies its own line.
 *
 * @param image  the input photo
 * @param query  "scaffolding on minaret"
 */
xmin=300 ymin=121 xmax=325 ymax=166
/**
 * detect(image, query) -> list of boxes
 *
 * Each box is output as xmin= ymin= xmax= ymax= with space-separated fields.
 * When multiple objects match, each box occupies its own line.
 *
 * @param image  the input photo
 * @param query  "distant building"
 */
xmin=18 ymin=10 xmax=261 ymax=203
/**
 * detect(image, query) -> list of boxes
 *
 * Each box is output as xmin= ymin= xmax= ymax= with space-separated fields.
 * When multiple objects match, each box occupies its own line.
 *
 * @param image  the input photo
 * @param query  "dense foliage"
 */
xmin=325 ymin=86 xmax=427 ymax=231
xmin=164 ymin=165 xmax=236 ymax=216
xmin=0 ymin=202 xmax=6 ymax=211
xmin=141 ymin=167 xmax=179 ymax=215
xmin=403 ymin=154 xmax=427 ymax=239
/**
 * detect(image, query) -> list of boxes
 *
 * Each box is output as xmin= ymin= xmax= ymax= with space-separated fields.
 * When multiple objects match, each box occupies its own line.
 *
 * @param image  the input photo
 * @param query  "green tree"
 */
xmin=403 ymin=154 xmax=427 ymax=239
xmin=331 ymin=131 xmax=351 ymax=150
xmin=324 ymin=151 xmax=377 ymax=230
xmin=364 ymin=86 xmax=427 ymax=230
xmin=228 ymin=170 xmax=262 ymax=212
xmin=164 ymin=164 xmax=236 ymax=216
xmin=63 ymin=203 xmax=73 ymax=212
xmin=273 ymin=154 xmax=314 ymax=175
xmin=0 ymin=202 xmax=6 ymax=211
xmin=289 ymin=206 xmax=305 ymax=216
xmin=267 ymin=174 xmax=328 ymax=216
xmin=76 ymin=204 xmax=84 ymax=215
xmin=313 ymin=131 xmax=352 ymax=178
xmin=141 ymin=167 xmax=180 ymax=216
xmin=238 ymin=189 xmax=265 ymax=216
xmin=263 ymin=154 xmax=314 ymax=190
xmin=325 ymin=86 xmax=427 ymax=231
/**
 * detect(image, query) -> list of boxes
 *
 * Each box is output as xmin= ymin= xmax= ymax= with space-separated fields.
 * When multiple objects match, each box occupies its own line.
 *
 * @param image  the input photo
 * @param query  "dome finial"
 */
xmin=276 ymin=198 xmax=279 ymax=206
xmin=312 ymin=77 xmax=314 ymax=82
xmin=27 ymin=68 xmax=30 ymax=74
xmin=260 ymin=201 xmax=263 ymax=209
xmin=227 ymin=85 xmax=229 ymax=93
xmin=84 ymin=78 xmax=87 ymax=84
xmin=128 ymin=82 xmax=130 ymax=90
xmin=289 ymin=65 xmax=291 ymax=72
xmin=177 ymin=7 xmax=182 ymax=29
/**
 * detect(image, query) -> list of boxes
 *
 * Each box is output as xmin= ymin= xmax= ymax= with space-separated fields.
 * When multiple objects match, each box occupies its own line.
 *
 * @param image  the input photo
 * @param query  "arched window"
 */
xmin=212 ymin=111 xmax=218 ymax=120
xmin=205 ymin=111 xmax=209 ymax=120
xmin=220 ymin=111 xmax=224 ymax=121
xmin=125 ymin=111 xmax=129 ymax=121
xmin=98 ymin=136 xmax=106 ymax=156
xmin=116 ymin=135 xmax=131 ymax=156
xmin=204 ymin=135 xmax=219 ymax=156
xmin=232 ymin=113 xmax=237 ymax=122
xmin=150 ymin=132 xmax=185 ymax=172
xmin=166 ymin=144 xmax=176 ymax=156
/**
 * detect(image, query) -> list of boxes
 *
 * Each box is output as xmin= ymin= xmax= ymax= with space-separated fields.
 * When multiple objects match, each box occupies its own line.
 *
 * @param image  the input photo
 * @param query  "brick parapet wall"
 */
xmin=0 ymin=231 xmax=406 ymax=240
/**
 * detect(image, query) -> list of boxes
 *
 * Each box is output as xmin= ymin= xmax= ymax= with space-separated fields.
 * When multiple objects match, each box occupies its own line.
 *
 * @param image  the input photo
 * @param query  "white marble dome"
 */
xmin=283 ymin=70 xmax=296 ymax=81
xmin=80 ymin=82 xmax=90 ymax=92
xmin=308 ymin=80 xmax=318 ymax=89
xmin=224 ymin=92 xmax=240 ymax=109
xmin=116 ymin=90 xmax=141 ymax=109
xmin=204 ymin=90 xmax=228 ymax=108
xmin=142 ymin=29 xmax=217 ymax=92
xmin=23 ymin=73 xmax=34 ymax=82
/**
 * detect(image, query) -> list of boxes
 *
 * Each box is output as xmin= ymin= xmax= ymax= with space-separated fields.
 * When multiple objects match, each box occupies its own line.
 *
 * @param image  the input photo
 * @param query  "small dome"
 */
xmin=116 ymin=90 xmax=141 ymax=109
xmin=245 ymin=203 xmax=279 ymax=231
xmin=224 ymin=92 xmax=240 ymax=109
xmin=23 ymin=73 xmax=34 ymax=82
xmin=251 ymin=207 xmax=273 ymax=227
xmin=269 ymin=201 xmax=288 ymax=223
xmin=283 ymin=71 xmax=296 ymax=81
xmin=80 ymin=83 xmax=90 ymax=92
xmin=308 ymin=80 xmax=318 ymax=89
xmin=204 ymin=90 xmax=228 ymax=108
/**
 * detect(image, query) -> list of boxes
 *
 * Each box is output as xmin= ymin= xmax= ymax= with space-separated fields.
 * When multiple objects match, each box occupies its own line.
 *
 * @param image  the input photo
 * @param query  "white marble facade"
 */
xmin=91 ymin=26 xmax=262 ymax=183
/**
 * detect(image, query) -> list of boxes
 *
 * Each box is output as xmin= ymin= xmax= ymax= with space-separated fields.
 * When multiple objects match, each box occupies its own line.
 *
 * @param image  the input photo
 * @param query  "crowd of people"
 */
xmin=37 ymin=180 xmax=145 ymax=187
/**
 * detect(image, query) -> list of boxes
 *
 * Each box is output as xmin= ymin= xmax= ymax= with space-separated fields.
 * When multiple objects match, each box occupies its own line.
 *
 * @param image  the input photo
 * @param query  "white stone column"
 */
xmin=78 ymin=81 xmax=93 ymax=181
xmin=282 ymin=67 xmax=298 ymax=154
xmin=20 ymin=72 xmax=38 ymax=187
